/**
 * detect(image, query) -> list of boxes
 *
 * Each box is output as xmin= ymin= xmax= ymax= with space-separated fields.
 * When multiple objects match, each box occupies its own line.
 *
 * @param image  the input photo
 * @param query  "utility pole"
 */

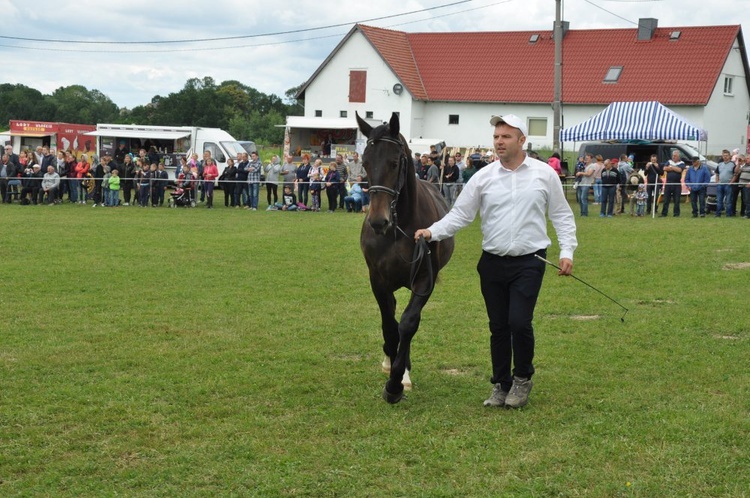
xmin=553 ymin=0 xmax=562 ymax=155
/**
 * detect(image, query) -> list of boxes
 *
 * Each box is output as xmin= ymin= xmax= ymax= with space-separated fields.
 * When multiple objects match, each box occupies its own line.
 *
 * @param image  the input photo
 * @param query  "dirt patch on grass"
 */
xmin=722 ymin=262 xmax=750 ymax=270
xmin=637 ymin=299 xmax=675 ymax=305
xmin=570 ymin=315 xmax=600 ymax=321
xmin=441 ymin=368 xmax=468 ymax=376
xmin=713 ymin=334 xmax=741 ymax=340
xmin=331 ymin=353 xmax=369 ymax=362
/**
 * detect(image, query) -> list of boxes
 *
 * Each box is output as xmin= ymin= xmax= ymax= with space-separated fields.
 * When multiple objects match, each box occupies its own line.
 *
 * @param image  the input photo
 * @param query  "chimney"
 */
xmin=637 ymin=18 xmax=658 ymax=41
xmin=552 ymin=20 xmax=570 ymax=38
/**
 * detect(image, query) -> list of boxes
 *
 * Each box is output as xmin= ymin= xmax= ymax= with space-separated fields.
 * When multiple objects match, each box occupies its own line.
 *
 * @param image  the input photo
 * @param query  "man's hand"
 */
xmin=558 ymin=258 xmax=573 ymax=276
xmin=414 ymin=229 xmax=432 ymax=242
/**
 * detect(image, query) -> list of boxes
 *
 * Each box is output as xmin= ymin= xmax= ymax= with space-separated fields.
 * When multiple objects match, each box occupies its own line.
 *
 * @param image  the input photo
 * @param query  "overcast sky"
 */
xmin=1 ymin=0 xmax=746 ymax=110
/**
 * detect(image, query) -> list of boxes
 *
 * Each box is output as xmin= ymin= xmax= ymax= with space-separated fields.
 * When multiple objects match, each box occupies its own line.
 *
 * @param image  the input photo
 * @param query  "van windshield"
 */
xmin=678 ymin=143 xmax=705 ymax=161
xmin=221 ymin=141 xmax=246 ymax=159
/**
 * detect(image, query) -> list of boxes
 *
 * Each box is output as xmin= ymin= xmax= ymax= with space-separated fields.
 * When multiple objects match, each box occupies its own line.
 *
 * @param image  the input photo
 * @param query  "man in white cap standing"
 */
xmin=414 ymin=114 xmax=577 ymax=408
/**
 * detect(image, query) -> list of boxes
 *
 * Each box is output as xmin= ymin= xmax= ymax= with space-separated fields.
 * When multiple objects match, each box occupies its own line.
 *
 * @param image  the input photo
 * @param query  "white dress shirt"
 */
xmin=428 ymin=154 xmax=578 ymax=261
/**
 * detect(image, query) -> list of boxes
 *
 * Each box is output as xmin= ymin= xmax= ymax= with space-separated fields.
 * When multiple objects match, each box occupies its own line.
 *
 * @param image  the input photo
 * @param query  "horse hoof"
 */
xmin=382 ymin=386 xmax=404 ymax=404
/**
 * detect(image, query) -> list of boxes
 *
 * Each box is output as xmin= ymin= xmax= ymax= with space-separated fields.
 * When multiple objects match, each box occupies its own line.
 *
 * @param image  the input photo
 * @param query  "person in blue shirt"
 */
xmin=344 ymin=175 xmax=364 ymax=212
xmin=684 ymin=156 xmax=712 ymax=217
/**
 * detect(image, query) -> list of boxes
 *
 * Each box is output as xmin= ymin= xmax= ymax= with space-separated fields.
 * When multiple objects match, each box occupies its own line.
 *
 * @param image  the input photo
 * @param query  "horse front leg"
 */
xmin=383 ymin=291 xmax=430 ymax=403
xmin=370 ymin=280 xmax=400 ymax=384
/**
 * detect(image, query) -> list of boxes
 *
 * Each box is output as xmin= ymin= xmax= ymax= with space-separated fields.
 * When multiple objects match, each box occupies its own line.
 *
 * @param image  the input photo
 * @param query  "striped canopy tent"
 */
xmin=560 ymin=101 xmax=708 ymax=142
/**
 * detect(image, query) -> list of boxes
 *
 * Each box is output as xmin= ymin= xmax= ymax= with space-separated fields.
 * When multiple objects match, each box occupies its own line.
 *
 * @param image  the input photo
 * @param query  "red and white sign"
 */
xmin=9 ymin=120 xmax=95 ymax=155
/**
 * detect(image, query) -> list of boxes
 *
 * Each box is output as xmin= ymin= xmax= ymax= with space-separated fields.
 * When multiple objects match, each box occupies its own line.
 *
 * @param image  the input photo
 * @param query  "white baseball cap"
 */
xmin=489 ymin=114 xmax=528 ymax=137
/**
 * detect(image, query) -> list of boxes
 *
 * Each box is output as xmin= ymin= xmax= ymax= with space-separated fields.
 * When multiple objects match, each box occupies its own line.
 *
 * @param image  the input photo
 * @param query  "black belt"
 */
xmin=483 ymin=249 xmax=546 ymax=260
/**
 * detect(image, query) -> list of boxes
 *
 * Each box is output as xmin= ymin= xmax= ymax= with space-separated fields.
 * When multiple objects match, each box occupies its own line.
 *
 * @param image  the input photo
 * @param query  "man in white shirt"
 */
xmin=414 ymin=114 xmax=577 ymax=409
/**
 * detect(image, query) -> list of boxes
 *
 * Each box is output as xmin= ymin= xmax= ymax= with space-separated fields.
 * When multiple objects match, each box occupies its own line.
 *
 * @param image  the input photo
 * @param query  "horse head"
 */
xmin=356 ymin=112 xmax=411 ymax=235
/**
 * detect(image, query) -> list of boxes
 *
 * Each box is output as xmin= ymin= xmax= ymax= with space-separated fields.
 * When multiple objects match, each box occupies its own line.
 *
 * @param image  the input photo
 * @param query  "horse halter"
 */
xmin=366 ymin=135 xmax=409 ymax=236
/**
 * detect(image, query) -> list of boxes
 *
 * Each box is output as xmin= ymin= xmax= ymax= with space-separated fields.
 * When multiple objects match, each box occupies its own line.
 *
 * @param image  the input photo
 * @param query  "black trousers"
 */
xmin=661 ymin=184 xmax=681 ymax=216
xmin=266 ymin=183 xmax=278 ymax=205
xmin=122 ymin=182 xmax=133 ymax=204
xmin=478 ymin=250 xmax=546 ymax=391
xmin=646 ymin=183 xmax=661 ymax=213
xmin=338 ymin=182 xmax=347 ymax=208
xmin=326 ymin=188 xmax=338 ymax=211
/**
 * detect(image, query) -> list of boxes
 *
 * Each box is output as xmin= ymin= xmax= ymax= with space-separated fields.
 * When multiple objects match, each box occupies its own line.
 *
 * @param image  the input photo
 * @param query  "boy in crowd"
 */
xmin=275 ymin=185 xmax=298 ymax=211
xmin=108 ymin=168 xmax=121 ymax=207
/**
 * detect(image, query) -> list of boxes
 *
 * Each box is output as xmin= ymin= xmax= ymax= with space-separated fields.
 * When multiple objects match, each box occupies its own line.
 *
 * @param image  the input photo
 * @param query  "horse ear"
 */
xmin=356 ymin=112 xmax=372 ymax=138
xmin=388 ymin=112 xmax=400 ymax=138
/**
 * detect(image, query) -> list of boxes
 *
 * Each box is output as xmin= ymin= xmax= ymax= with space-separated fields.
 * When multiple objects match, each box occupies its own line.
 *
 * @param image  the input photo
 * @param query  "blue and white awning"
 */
xmin=560 ymin=101 xmax=707 ymax=142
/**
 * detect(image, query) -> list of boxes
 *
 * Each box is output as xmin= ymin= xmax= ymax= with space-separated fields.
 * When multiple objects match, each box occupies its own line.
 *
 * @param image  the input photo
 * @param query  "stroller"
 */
xmin=168 ymin=187 xmax=196 ymax=207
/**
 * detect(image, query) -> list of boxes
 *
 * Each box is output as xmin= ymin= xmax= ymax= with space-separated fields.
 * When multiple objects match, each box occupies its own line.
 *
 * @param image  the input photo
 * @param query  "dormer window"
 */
xmin=604 ymin=66 xmax=623 ymax=83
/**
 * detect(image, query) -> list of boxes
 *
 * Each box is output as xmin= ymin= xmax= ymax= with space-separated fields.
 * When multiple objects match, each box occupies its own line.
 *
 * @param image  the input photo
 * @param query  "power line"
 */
xmin=583 ymin=0 xmax=638 ymax=26
xmin=0 ymin=0 xmax=509 ymax=55
xmin=0 ymin=0 xmax=472 ymax=45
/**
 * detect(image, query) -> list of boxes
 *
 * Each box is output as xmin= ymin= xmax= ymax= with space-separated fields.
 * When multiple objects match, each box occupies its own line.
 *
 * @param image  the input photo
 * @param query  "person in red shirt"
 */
xmin=202 ymin=157 xmax=219 ymax=209
xmin=74 ymin=154 xmax=90 ymax=204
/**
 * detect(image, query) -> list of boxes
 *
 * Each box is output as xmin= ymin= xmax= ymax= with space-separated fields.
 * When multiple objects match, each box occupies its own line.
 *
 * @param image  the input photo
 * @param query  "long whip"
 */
xmin=534 ymin=254 xmax=629 ymax=322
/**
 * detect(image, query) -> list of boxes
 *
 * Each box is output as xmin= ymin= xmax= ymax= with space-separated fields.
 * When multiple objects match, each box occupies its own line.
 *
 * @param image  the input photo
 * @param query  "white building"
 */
xmin=292 ymin=21 xmax=749 ymax=156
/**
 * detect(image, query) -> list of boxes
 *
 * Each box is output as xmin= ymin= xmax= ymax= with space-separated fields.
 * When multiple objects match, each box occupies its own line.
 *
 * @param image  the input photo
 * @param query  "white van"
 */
xmin=86 ymin=124 xmax=245 ymax=180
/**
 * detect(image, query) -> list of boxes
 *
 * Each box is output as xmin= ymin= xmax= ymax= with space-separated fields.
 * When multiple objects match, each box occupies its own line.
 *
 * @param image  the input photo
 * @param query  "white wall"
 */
xmin=415 ymin=102 xmax=553 ymax=149
xmin=703 ymin=36 xmax=750 ymax=155
xmin=303 ymin=31 xmax=413 ymax=131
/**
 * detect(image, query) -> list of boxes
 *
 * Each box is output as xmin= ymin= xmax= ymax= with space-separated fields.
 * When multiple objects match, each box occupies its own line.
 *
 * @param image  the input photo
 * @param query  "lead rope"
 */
xmin=409 ymin=235 xmax=434 ymax=298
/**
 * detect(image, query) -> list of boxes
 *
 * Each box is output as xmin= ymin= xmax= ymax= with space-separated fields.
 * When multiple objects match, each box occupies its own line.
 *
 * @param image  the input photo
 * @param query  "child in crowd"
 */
xmin=309 ymin=172 xmax=322 ymax=212
xmin=275 ymin=185 xmax=298 ymax=211
xmin=188 ymin=153 xmax=199 ymax=169
xmin=108 ymin=168 xmax=120 ymax=206
xmin=102 ymin=165 xmax=111 ymax=206
xmin=635 ymin=183 xmax=647 ymax=217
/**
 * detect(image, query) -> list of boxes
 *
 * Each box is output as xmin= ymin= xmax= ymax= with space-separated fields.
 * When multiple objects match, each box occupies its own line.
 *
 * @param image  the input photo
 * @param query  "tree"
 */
xmin=0 ymin=84 xmax=49 ymax=124
xmin=284 ymin=84 xmax=305 ymax=116
xmin=49 ymin=85 xmax=118 ymax=124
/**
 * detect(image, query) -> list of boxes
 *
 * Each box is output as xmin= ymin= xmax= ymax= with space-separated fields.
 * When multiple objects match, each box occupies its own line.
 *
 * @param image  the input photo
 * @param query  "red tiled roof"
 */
xmin=357 ymin=25 xmax=427 ymax=100
xmin=357 ymin=24 xmax=742 ymax=106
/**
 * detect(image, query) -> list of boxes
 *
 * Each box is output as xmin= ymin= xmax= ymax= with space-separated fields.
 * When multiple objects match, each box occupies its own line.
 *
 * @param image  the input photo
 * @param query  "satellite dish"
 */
xmin=392 ymin=83 xmax=403 ymax=95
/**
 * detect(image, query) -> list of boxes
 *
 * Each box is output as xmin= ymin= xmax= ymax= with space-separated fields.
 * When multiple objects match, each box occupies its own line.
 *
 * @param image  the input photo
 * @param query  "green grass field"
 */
xmin=1 ymin=194 xmax=748 ymax=497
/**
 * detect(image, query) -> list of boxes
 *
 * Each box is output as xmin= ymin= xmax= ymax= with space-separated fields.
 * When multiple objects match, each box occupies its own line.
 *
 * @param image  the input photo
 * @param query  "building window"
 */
xmin=340 ymin=110 xmax=348 ymax=118
xmin=603 ymin=66 xmax=623 ymax=83
xmin=315 ymin=110 xmax=322 ymax=117
xmin=448 ymin=114 xmax=459 ymax=125
xmin=724 ymin=77 xmax=734 ymax=95
xmin=527 ymin=118 xmax=547 ymax=137
xmin=349 ymin=70 xmax=367 ymax=103
xmin=366 ymin=111 xmax=374 ymax=119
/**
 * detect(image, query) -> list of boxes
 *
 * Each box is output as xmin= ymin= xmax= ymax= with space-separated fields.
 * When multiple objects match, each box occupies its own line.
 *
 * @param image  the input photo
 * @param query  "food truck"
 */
xmin=7 ymin=120 xmax=96 ymax=158
xmin=85 ymin=124 xmax=245 ymax=179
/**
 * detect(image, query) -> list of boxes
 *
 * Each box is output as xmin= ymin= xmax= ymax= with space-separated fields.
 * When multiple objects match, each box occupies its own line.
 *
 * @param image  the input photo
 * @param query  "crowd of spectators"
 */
xmin=5 ymin=144 xmax=747 ymax=219
xmin=572 ymin=149 xmax=750 ymax=219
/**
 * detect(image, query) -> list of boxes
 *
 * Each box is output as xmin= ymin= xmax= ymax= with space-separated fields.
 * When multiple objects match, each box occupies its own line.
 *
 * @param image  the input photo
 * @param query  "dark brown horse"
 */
xmin=356 ymin=112 xmax=454 ymax=403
